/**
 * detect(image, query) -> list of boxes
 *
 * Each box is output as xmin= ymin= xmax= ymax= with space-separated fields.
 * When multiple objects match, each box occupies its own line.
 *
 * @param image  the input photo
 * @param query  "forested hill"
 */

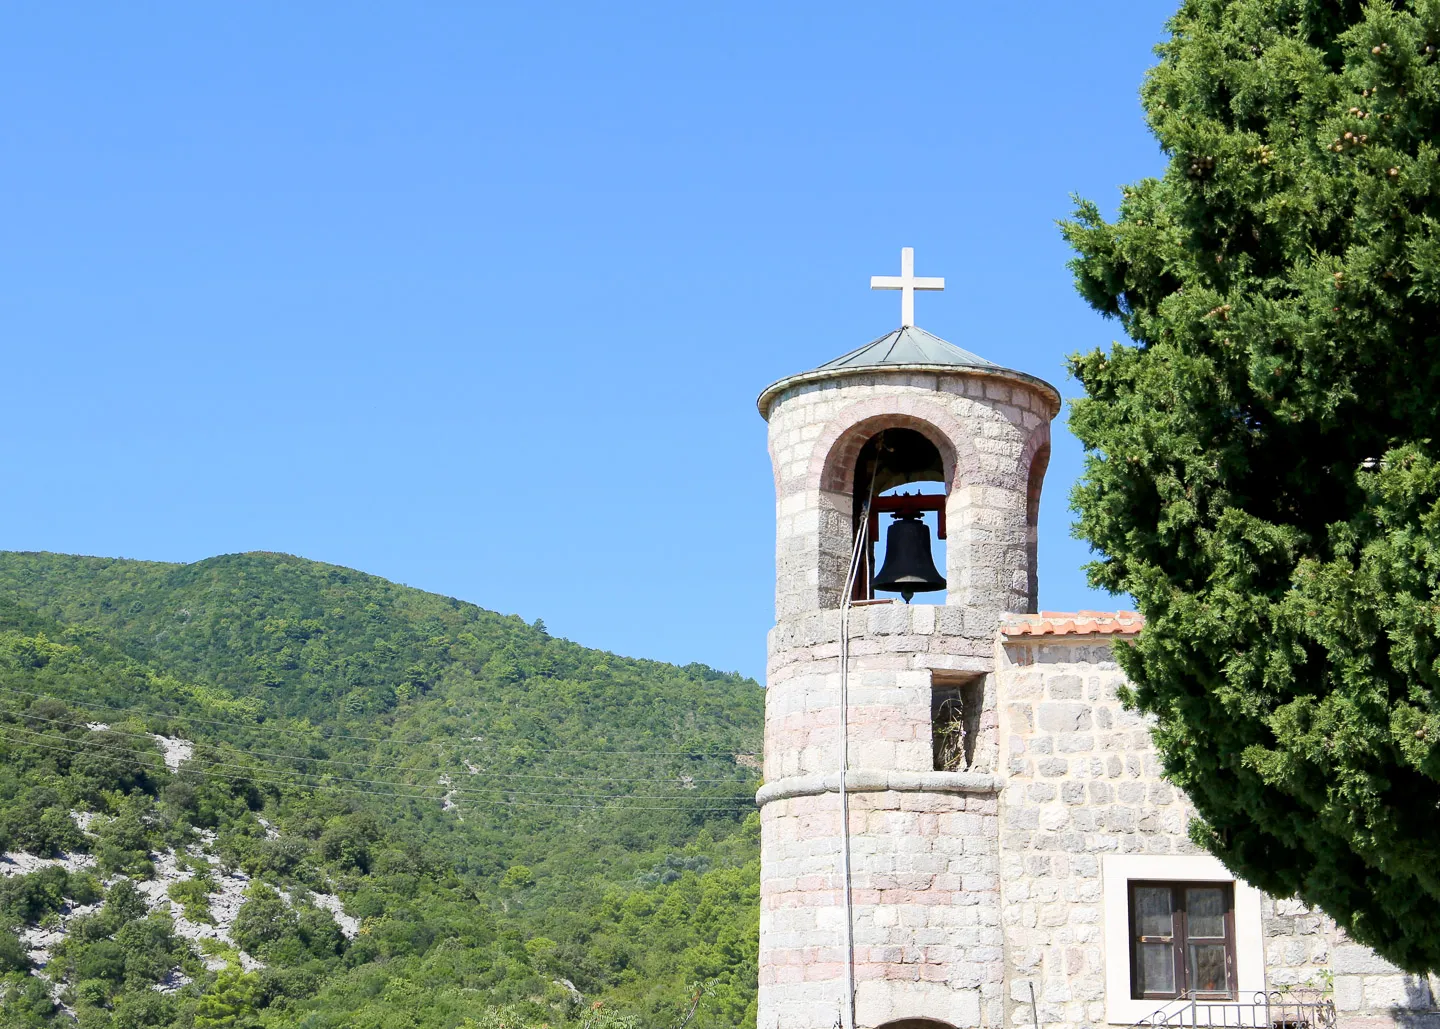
xmin=0 ymin=551 xmax=764 ymax=1029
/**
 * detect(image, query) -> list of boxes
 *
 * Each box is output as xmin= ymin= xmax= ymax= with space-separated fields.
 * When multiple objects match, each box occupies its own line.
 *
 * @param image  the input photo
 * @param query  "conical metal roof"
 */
xmin=757 ymin=325 xmax=1060 ymax=419
xmin=813 ymin=325 xmax=999 ymax=372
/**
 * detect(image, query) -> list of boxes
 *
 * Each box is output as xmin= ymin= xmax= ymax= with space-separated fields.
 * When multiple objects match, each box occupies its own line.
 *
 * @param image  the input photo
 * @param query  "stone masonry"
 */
xmin=757 ymin=326 xmax=1437 ymax=1029
xmin=758 ymin=357 xmax=1058 ymax=1029
xmin=762 ymin=369 xmax=1056 ymax=625
xmin=994 ymin=619 xmax=1440 ymax=1029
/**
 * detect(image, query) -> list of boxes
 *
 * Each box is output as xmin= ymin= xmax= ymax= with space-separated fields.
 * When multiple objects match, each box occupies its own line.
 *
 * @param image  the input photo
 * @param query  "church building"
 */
xmin=753 ymin=250 xmax=1440 ymax=1029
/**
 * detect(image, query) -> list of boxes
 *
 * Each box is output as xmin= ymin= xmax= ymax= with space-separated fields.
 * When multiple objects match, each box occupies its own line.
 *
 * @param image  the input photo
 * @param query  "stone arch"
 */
xmin=809 ymin=405 xmax=960 ymax=607
xmin=1020 ymin=428 xmax=1051 ymax=614
xmin=812 ymin=400 xmax=965 ymax=496
xmin=875 ymin=1020 xmax=959 ymax=1029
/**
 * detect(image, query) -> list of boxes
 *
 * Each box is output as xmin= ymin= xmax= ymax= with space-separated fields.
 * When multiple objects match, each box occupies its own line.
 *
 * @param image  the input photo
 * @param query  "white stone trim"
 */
xmin=754 ymin=769 xmax=1000 ymax=807
xmin=1101 ymin=854 xmax=1266 ymax=1026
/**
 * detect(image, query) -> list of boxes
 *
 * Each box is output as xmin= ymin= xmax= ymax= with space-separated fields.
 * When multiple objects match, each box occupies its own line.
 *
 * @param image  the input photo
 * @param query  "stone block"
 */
xmin=1038 ymin=807 xmax=1069 ymax=831
xmin=1334 ymin=944 xmax=1402 ymax=975
xmin=1048 ymin=674 xmax=1083 ymax=699
xmin=1332 ymin=975 xmax=1365 ymax=1011
xmin=1037 ymin=703 xmax=1092 ymax=733
xmin=935 ymin=606 xmax=966 ymax=636
xmin=1116 ymin=782 xmax=1146 ymax=804
xmin=1364 ymin=973 xmax=1435 ymax=1008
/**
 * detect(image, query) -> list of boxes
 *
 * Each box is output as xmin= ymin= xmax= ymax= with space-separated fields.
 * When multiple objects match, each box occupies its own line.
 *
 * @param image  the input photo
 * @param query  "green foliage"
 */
xmin=0 ymin=787 xmax=84 ymax=857
xmin=166 ymin=878 xmax=214 ymax=924
xmin=102 ymin=880 xmax=150 ymax=930
xmin=498 ymin=865 xmax=535 ymax=891
xmin=317 ymin=816 xmax=376 ymax=874
xmin=1 ymin=974 xmax=56 ymax=1026
xmin=109 ymin=991 xmax=178 ymax=1029
xmin=231 ymin=884 xmax=302 ymax=961
xmin=0 ymin=868 xmax=70 ymax=925
xmin=94 ymin=800 xmax=157 ymax=877
xmin=113 ymin=915 xmax=186 ymax=987
xmin=0 ymin=551 xmax=764 ymax=1026
xmin=0 ymin=925 xmax=29 ymax=972
xmin=1062 ymin=0 xmax=1440 ymax=972
xmin=194 ymin=967 xmax=260 ymax=1029
xmin=69 ymin=872 xmax=104 ymax=906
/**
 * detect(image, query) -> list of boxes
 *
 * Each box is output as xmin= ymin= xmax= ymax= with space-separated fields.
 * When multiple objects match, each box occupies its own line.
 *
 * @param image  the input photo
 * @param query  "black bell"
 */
xmin=872 ymin=513 xmax=946 ymax=603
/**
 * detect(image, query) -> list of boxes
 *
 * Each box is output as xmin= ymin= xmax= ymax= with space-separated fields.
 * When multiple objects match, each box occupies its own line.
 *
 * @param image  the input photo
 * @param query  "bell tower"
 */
xmin=756 ymin=250 xmax=1059 ymax=1029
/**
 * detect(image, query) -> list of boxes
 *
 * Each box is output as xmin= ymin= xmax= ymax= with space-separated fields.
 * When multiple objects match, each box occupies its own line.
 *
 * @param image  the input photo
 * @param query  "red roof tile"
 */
xmin=999 ymin=610 xmax=1144 ymax=638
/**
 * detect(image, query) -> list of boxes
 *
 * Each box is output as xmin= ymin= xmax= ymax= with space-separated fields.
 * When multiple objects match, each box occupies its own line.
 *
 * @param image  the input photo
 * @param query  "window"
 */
xmin=931 ymin=674 xmax=982 ymax=771
xmin=1103 ymin=856 xmax=1261 ymax=1024
xmin=1129 ymin=882 xmax=1236 ymax=1001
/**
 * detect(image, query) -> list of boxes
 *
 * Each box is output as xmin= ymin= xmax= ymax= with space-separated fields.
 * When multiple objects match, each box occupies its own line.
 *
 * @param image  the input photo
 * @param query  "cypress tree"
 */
xmin=1063 ymin=0 xmax=1440 ymax=970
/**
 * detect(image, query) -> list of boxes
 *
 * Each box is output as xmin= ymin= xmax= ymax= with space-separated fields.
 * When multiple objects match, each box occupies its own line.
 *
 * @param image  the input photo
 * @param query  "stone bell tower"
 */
xmin=756 ymin=250 xmax=1059 ymax=1029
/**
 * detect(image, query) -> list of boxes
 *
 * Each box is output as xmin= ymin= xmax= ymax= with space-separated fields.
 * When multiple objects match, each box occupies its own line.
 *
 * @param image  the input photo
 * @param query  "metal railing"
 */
xmin=1131 ymin=991 xmax=1337 ymax=1029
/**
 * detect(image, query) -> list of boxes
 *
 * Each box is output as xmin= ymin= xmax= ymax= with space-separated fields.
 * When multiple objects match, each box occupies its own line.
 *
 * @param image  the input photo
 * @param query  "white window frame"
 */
xmin=1102 ymin=854 xmax=1266 ymax=1025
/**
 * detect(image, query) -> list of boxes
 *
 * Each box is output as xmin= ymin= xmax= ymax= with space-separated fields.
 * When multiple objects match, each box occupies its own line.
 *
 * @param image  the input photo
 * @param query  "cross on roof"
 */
xmin=870 ymin=247 xmax=944 ymax=327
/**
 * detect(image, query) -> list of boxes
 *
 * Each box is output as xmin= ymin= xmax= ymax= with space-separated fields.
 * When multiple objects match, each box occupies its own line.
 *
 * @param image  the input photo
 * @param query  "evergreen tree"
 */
xmin=1063 ymin=0 xmax=1440 ymax=971
xmin=193 ymin=968 xmax=260 ymax=1029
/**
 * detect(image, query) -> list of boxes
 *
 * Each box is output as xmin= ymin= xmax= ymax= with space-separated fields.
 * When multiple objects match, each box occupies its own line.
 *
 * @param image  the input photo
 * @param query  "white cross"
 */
xmin=870 ymin=247 xmax=944 ymax=327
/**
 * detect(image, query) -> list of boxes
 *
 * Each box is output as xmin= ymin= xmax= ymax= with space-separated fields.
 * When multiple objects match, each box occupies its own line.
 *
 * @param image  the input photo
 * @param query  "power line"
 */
xmin=0 ymin=729 xmax=755 ymax=813
xmin=0 ymin=728 xmax=760 ymax=811
xmin=9 ymin=709 xmax=753 ymax=786
xmin=0 ymin=683 xmax=755 ymax=758
xmin=0 ymin=727 xmax=755 ymax=810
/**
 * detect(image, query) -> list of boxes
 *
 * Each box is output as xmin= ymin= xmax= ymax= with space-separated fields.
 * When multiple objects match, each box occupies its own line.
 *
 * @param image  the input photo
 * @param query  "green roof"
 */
xmin=757 ymin=325 xmax=1060 ymax=419
xmin=813 ymin=325 xmax=999 ymax=372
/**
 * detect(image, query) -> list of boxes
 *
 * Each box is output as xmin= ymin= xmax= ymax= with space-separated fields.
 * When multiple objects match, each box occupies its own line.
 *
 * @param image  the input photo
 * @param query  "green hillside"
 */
xmin=0 ymin=552 xmax=764 ymax=1029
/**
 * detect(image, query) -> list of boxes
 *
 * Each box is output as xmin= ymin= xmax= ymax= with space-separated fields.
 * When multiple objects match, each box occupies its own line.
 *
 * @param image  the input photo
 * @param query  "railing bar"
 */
xmin=1130 ymin=994 xmax=1332 ymax=1029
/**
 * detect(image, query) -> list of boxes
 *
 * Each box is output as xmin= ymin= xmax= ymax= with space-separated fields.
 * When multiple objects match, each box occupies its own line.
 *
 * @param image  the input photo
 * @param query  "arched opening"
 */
xmin=875 ymin=1020 xmax=959 ymax=1029
xmin=851 ymin=428 xmax=948 ymax=604
xmin=1024 ymin=443 xmax=1050 ymax=614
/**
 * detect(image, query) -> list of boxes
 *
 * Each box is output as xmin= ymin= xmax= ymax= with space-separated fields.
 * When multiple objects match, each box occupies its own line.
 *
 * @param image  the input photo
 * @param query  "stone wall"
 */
xmin=993 ymin=632 xmax=1440 ymax=1029
xmin=755 ymin=336 xmax=1437 ymax=1029
xmin=763 ymin=369 xmax=1053 ymax=623
xmin=759 ymin=784 xmax=1003 ymax=1029
xmin=765 ymin=604 xmax=995 ymax=782
xmin=760 ymin=599 xmax=1005 ymax=1029
xmin=759 ymin=359 xmax=1054 ymax=1029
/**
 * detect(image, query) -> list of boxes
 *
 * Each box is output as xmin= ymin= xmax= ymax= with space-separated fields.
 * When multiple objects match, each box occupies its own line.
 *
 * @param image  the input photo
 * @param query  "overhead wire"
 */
xmin=0 ymin=728 xmax=755 ymax=812
xmin=6 ymin=708 xmax=752 ymax=785
xmin=0 ymin=723 xmax=754 ymax=806
xmin=0 ymin=683 xmax=751 ymax=758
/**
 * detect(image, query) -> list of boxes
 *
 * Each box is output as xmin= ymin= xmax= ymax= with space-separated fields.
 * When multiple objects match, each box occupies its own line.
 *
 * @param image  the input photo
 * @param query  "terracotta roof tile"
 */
xmin=999 ymin=610 xmax=1144 ymax=638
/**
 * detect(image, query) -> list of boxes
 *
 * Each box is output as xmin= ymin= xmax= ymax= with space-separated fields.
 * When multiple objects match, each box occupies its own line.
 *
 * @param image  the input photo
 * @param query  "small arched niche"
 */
xmin=849 ymin=427 xmax=948 ymax=604
xmin=875 ymin=1020 xmax=959 ymax=1029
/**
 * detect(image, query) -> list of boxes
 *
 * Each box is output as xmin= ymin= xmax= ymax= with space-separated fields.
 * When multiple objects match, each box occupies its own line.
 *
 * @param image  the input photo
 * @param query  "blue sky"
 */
xmin=2 ymin=3 xmax=1172 ymax=680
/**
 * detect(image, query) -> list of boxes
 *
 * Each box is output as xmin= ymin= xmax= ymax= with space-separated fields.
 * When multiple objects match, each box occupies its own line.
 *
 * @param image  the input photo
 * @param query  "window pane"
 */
xmin=1139 ymin=942 xmax=1176 ymax=994
xmin=1134 ymin=887 xmax=1174 ymax=937
xmin=1189 ymin=943 xmax=1229 ymax=994
xmin=1187 ymin=887 xmax=1227 ymax=938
